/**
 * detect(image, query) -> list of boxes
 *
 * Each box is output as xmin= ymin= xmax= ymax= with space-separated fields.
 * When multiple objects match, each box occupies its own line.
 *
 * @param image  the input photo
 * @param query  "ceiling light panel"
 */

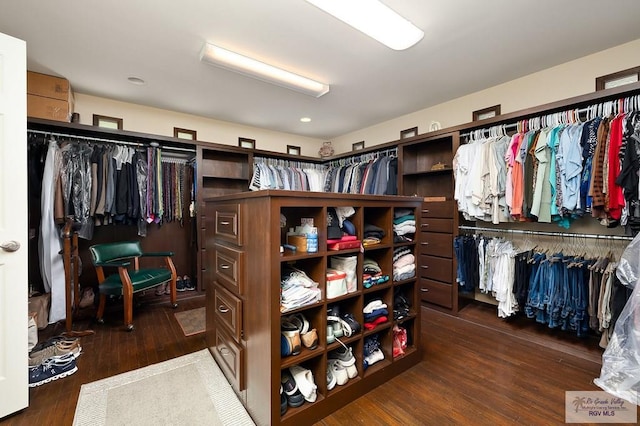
xmin=199 ymin=43 xmax=330 ymax=98
xmin=305 ymin=0 xmax=423 ymax=50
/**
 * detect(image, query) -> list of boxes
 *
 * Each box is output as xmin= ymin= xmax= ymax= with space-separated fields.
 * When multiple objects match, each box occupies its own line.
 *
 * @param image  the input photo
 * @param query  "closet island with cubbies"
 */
xmin=203 ymin=190 xmax=422 ymax=426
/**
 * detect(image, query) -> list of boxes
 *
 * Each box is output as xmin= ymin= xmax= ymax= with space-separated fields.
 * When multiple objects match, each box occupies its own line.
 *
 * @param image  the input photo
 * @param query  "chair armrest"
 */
xmin=94 ymin=260 xmax=132 ymax=267
xmin=140 ymin=252 xmax=174 ymax=257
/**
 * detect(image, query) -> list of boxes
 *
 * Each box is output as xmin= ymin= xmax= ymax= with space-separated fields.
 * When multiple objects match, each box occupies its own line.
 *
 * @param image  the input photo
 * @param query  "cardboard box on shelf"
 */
xmin=27 ymin=94 xmax=72 ymax=122
xmin=27 ymin=71 xmax=71 ymax=101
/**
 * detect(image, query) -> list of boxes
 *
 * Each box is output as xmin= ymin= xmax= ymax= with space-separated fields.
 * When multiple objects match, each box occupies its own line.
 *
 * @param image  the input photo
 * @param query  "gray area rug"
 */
xmin=73 ymin=349 xmax=255 ymax=425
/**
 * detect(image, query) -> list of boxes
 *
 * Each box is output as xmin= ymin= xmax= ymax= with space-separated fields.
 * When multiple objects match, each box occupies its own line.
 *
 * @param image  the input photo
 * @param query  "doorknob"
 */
xmin=0 ymin=241 xmax=20 ymax=252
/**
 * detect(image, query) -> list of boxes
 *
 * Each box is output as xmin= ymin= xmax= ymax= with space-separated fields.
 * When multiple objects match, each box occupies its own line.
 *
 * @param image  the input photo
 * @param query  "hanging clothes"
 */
xmin=38 ymin=140 xmax=66 ymax=324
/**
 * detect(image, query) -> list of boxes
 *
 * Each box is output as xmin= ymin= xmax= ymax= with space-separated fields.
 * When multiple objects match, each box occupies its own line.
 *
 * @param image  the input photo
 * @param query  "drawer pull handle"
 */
xmin=219 ymin=347 xmax=230 ymax=356
xmin=421 ymin=265 xmax=429 ymax=269
xmin=421 ymin=288 xmax=429 ymax=292
xmin=422 ymin=209 xmax=430 ymax=214
xmin=220 ymin=264 xmax=231 ymax=269
xmin=220 ymin=220 xmax=230 ymax=225
xmin=421 ymin=223 xmax=429 ymax=227
xmin=218 ymin=305 xmax=230 ymax=313
xmin=421 ymin=242 xmax=429 ymax=245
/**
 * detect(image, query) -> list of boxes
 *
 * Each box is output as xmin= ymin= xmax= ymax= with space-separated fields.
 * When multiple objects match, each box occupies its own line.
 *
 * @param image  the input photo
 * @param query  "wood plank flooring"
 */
xmin=3 ymin=296 xmax=624 ymax=426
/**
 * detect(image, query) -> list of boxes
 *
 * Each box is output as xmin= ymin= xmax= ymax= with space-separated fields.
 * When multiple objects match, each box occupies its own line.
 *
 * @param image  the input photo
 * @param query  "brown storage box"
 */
xmin=287 ymin=235 xmax=307 ymax=252
xmin=27 ymin=71 xmax=71 ymax=101
xmin=27 ymin=94 xmax=71 ymax=122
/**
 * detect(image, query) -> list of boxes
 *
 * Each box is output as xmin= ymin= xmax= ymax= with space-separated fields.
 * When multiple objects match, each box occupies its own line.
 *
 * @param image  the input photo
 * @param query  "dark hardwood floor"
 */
xmin=3 ymin=295 xmax=626 ymax=426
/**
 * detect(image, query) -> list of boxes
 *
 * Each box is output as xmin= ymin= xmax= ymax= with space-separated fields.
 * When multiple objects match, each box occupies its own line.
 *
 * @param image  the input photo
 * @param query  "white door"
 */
xmin=0 ymin=31 xmax=28 ymax=418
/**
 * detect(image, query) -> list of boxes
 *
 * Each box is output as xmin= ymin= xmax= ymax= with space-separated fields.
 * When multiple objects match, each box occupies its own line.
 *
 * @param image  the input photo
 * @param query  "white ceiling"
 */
xmin=2 ymin=0 xmax=640 ymax=140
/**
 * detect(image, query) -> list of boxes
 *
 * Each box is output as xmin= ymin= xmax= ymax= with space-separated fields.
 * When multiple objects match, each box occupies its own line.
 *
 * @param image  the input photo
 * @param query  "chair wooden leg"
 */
xmin=96 ymin=294 xmax=107 ymax=324
xmin=119 ymin=268 xmax=135 ymax=331
xmin=165 ymin=257 xmax=178 ymax=308
xmin=169 ymin=276 xmax=177 ymax=308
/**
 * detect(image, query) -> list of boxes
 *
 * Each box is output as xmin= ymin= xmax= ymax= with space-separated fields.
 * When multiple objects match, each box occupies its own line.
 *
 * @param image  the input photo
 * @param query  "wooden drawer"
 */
xmin=214 ymin=203 xmax=242 ymax=246
xmin=418 ymin=254 xmax=452 ymax=283
xmin=419 ymin=278 xmax=453 ymax=308
xmin=214 ymin=243 xmax=245 ymax=295
xmin=212 ymin=325 xmax=245 ymax=392
xmin=419 ymin=233 xmax=453 ymax=258
xmin=421 ymin=201 xmax=454 ymax=218
xmin=214 ymin=284 xmax=243 ymax=343
xmin=420 ymin=218 xmax=453 ymax=233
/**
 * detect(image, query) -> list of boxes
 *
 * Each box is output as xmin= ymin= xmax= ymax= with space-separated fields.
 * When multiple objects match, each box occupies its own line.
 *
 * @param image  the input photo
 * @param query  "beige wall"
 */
xmin=331 ymin=38 xmax=640 ymax=154
xmin=73 ymin=93 xmax=323 ymax=155
xmin=74 ymin=38 xmax=640 ymax=156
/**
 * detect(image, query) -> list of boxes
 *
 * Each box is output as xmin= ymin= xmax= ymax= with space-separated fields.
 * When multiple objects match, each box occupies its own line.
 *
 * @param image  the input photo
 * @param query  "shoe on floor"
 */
xmin=176 ymin=277 xmax=185 ymax=292
xmin=29 ymin=339 xmax=82 ymax=366
xmin=78 ymin=287 xmax=95 ymax=308
xmin=155 ymin=282 xmax=167 ymax=296
xmin=183 ymin=275 xmax=195 ymax=291
xmin=29 ymin=353 xmax=78 ymax=387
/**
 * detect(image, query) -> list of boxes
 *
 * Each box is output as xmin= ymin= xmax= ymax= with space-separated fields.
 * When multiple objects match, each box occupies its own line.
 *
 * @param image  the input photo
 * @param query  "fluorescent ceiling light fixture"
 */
xmin=199 ymin=43 xmax=329 ymax=98
xmin=305 ymin=0 xmax=423 ymax=50
xmin=300 ymin=117 xmax=312 ymax=123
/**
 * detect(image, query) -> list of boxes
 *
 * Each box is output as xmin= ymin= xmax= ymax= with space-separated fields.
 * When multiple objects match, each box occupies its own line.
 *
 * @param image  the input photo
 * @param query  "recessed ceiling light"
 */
xmin=127 ymin=76 xmax=146 ymax=85
xmin=300 ymin=117 xmax=312 ymax=123
xmin=305 ymin=0 xmax=423 ymax=50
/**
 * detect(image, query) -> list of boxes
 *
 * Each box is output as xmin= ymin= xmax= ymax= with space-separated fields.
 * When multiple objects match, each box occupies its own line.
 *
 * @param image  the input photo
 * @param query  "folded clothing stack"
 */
xmin=393 ymin=209 xmax=416 ymax=243
xmin=363 ymin=223 xmax=385 ymax=246
xmin=393 ymin=247 xmax=416 ymax=282
xmin=362 ymin=258 xmax=389 ymax=289
xmin=280 ymin=267 xmax=322 ymax=312
xmin=363 ymin=299 xmax=388 ymax=330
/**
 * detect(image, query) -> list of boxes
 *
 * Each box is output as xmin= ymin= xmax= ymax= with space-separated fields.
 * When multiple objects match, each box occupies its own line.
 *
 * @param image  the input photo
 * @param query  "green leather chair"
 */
xmin=89 ymin=241 xmax=178 ymax=331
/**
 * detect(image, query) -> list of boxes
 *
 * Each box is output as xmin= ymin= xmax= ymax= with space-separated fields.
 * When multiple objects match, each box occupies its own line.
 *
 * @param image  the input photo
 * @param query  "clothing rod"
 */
xmin=458 ymin=225 xmax=633 ymax=241
xmin=459 ymin=102 xmax=625 ymax=138
xmin=27 ymin=129 xmax=197 ymax=153
xmin=461 ymin=123 xmax=518 ymax=138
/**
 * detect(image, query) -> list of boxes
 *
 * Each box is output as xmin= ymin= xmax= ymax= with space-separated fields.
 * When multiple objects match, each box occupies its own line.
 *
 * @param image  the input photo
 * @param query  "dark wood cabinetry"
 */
xmin=400 ymin=133 xmax=460 ymax=313
xmin=203 ymin=191 xmax=421 ymax=425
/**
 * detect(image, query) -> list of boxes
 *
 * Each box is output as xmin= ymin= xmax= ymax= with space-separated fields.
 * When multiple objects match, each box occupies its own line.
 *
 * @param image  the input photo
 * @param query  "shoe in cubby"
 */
xmin=289 ymin=364 xmax=318 ymax=403
xmin=393 ymin=287 xmax=411 ymax=321
xmin=363 ymin=334 xmax=384 ymax=370
xmin=286 ymin=312 xmax=319 ymax=350
xmin=327 ymin=305 xmax=343 ymax=339
xmin=327 ymin=359 xmax=348 ymax=387
xmin=281 ymin=369 xmax=305 ymax=408
xmin=281 ymin=319 xmax=302 ymax=357
xmin=328 ymin=343 xmax=358 ymax=379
